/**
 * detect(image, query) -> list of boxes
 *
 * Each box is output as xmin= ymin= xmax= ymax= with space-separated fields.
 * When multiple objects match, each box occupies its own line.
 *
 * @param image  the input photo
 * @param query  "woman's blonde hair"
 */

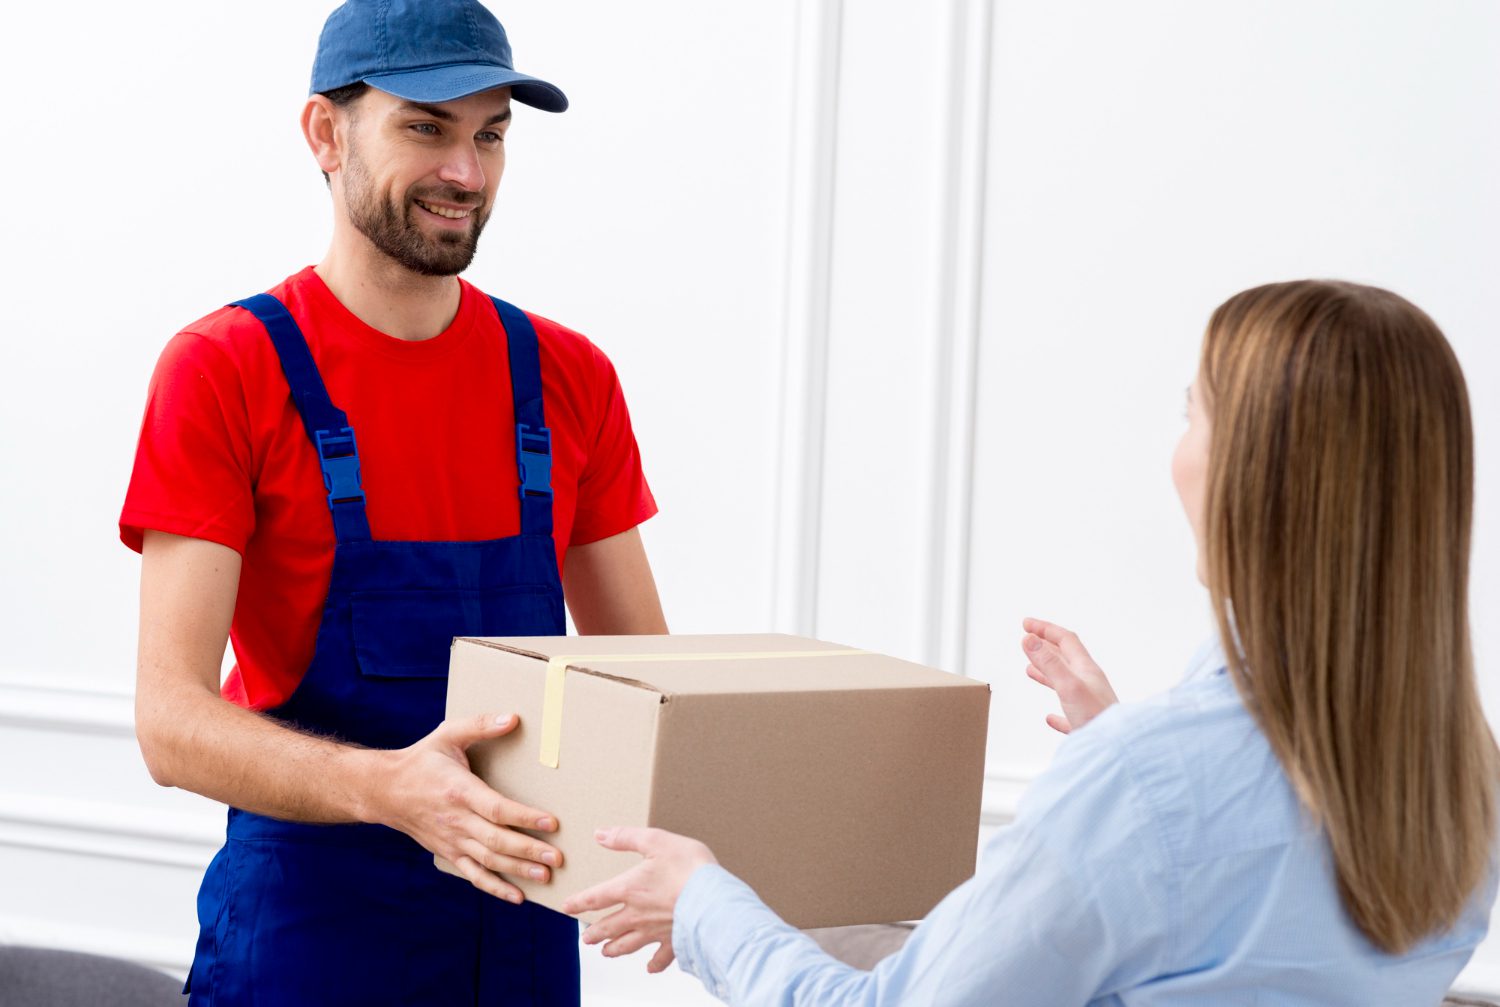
xmin=1200 ymin=279 xmax=1496 ymax=954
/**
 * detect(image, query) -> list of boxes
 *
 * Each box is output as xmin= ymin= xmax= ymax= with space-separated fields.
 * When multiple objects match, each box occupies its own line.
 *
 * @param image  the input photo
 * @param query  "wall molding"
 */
xmin=0 ymin=675 xmax=135 ymax=737
xmin=979 ymin=767 xmax=1027 ymax=827
xmin=0 ymin=678 xmax=224 ymax=869
xmin=769 ymin=0 xmax=844 ymax=638
xmin=921 ymin=0 xmax=995 ymax=678
xmin=0 ymin=793 xmax=221 ymax=870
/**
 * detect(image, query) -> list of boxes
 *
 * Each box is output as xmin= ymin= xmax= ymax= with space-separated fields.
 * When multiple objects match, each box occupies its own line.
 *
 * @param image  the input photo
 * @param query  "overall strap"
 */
xmin=490 ymin=297 xmax=554 ymax=538
xmin=229 ymin=293 xmax=373 ymax=544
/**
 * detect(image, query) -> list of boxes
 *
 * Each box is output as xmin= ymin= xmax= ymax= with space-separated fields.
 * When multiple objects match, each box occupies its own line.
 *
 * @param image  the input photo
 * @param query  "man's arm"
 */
xmin=135 ymin=529 xmax=562 ymax=902
xmin=563 ymin=527 xmax=668 ymax=634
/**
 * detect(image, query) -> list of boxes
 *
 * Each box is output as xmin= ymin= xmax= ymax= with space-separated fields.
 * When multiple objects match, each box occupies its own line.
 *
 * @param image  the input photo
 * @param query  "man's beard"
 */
xmin=343 ymin=143 xmax=490 ymax=277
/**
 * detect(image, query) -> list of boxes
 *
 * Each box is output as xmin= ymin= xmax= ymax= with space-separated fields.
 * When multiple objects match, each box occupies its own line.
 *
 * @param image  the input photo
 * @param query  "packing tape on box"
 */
xmin=539 ymin=649 xmax=869 ymax=768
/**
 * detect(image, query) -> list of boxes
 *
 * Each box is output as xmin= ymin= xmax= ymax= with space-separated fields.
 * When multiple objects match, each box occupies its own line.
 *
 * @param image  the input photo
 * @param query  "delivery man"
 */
xmin=119 ymin=1 xmax=666 ymax=1003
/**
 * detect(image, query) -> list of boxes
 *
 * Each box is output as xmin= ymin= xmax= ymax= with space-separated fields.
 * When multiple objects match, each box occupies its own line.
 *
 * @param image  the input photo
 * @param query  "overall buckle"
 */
xmin=516 ymin=423 xmax=554 ymax=500
xmin=314 ymin=427 xmax=365 ymax=506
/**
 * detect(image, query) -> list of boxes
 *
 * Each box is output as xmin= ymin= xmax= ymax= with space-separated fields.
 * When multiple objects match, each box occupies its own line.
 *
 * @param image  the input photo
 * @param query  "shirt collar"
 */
xmin=1181 ymin=634 xmax=1230 ymax=683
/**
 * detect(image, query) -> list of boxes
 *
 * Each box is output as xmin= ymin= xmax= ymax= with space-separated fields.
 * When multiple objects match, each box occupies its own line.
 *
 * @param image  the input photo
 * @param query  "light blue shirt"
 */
xmin=672 ymin=641 xmax=1496 ymax=1005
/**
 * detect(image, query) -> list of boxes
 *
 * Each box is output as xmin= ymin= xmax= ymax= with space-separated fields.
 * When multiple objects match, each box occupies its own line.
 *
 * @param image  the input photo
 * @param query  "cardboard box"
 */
xmin=438 ymin=633 xmax=990 ymax=929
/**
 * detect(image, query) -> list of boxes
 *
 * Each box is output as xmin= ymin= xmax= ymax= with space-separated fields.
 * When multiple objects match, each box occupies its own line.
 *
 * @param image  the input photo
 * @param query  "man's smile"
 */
xmin=413 ymin=198 xmax=475 ymax=221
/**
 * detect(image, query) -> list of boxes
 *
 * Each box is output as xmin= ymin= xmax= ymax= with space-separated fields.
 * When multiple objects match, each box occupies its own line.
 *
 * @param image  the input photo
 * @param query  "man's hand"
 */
xmin=1021 ymin=617 xmax=1119 ymax=734
xmin=561 ymin=826 xmax=717 ymax=973
xmin=370 ymin=712 xmax=563 ymax=904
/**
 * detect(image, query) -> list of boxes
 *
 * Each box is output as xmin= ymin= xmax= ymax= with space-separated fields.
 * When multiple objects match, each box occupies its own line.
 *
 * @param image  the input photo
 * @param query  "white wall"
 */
xmin=1 ymin=0 xmax=1496 ymax=1001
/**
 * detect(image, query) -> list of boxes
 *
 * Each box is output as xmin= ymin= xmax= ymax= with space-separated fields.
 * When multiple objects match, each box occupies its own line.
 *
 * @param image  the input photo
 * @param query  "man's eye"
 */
xmin=477 ymin=131 xmax=504 ymax=144
xmin=411 ymin=123 xmax=439 ymax=136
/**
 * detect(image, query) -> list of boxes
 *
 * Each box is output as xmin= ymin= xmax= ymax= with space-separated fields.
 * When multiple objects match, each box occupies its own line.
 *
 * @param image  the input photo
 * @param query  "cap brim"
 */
xmin=363 ymin=63 xmax=568 ymax=112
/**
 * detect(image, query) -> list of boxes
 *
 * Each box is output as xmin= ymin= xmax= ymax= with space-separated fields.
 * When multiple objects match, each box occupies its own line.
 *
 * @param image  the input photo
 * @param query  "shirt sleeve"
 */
xmin=119 ymin=330 xmax=256 ymax=555
xmin=672 ymin=712 xmax=1176 ymax=1006
xmin=568 ymin=341 xmax=657 ymax=546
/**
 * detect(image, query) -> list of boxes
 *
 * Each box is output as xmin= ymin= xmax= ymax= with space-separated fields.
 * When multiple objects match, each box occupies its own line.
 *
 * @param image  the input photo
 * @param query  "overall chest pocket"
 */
xmin=351 ymin=587 xmax=563 ymax=679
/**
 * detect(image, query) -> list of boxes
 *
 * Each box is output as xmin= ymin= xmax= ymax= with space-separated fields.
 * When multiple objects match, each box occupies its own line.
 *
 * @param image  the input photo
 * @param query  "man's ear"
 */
xmin=302 ymin=95 xmax=344 ymax=179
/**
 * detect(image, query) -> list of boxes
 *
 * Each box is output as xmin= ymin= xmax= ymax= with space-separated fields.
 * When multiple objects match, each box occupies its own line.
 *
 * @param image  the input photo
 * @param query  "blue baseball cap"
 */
xmin=310 ymin=0 xmax=568 ymax=112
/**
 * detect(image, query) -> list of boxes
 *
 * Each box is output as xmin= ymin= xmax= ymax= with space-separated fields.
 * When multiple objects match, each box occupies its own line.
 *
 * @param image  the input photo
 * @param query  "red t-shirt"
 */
xmin=120 ymin=267 xmax=657 ymax=710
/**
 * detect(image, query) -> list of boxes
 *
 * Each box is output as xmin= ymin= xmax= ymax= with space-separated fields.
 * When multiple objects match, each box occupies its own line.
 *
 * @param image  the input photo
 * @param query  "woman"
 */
xmin=562 ymin=281 xmax=1499 ymax=1004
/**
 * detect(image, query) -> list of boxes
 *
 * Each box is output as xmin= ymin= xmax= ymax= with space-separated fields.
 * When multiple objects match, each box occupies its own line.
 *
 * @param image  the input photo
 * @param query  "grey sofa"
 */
xmin=0 ymin=946 xmax=181 ymax=1006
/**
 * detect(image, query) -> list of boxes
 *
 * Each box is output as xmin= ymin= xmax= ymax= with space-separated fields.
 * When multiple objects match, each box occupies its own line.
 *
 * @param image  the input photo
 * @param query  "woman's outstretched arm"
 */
xmin=566 ymin=707 xmax=1172 ymax=1006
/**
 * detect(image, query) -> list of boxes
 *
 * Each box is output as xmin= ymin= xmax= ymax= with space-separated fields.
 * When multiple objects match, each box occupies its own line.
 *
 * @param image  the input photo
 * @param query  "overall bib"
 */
xmin=186 ymin=292 xmax=580 ymax=1006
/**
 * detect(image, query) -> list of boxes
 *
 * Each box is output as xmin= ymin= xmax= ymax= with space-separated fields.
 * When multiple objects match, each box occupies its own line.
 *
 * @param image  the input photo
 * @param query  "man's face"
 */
xmin=338 ymin=87 xmax=512 ymax=276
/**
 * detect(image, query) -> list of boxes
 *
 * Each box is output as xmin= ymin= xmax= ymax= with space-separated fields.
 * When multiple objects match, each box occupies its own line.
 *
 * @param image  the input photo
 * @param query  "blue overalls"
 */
xmin=185 ymin=292 xmax=580 ymax=1006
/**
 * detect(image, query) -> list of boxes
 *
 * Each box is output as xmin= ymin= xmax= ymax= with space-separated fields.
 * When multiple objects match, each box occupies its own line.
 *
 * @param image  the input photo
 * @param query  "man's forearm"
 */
xmin=137 ymin=679 xmax=385 ymax=824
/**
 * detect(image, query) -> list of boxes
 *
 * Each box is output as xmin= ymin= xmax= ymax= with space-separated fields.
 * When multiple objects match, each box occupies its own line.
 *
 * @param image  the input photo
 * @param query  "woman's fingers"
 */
xmin=568 ymin=826 xmax=715 ymax=975
xmin=582 ymin=906 xmax=652 ymax=958
xmin=647 ymin=943 xmax=676 ymax=973
xmin=582 ymin=909 xmax=635 ymax=946
xmin=594 ymin=825 xmax=668 ymax=855
xmin=562 ymin=878 xmax=626 ymax=916
xmin=586 ymin=913 xmax=674 ymax=969
xmin=603 ymin=930 xmax=653 ymax=958
xmin=1022 ymin=617 xmax=1118 ymax=733
xmin=1022 ymin=617 xmax=1099 ymax=668
xmin=1024 ymin=636 xmax=1076 ymax=687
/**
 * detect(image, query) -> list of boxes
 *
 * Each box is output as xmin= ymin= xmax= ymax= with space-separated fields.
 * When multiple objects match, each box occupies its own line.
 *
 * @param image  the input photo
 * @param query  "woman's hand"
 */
xmin=1022 ymin=617 xmax=1118 ymax=734
xmin=562 ymin=826 xmax=718 ymax=973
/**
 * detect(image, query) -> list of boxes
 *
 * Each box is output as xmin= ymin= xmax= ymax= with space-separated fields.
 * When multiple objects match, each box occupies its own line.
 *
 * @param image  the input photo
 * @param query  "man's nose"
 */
xmin=437 ymin=144 xmax=486 ymax=192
